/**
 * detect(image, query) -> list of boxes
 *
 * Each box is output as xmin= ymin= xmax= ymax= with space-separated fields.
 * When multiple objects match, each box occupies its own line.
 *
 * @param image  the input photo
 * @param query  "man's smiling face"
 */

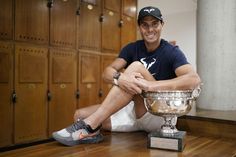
xmin=139 ymin=16 xmax=163 ymax=44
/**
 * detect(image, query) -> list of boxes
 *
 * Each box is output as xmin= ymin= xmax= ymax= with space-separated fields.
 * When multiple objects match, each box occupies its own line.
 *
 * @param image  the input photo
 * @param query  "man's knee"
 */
xmin=126 ymin=61 xmax=155 ymax=81
xmin=125 ymin=61 xmax=145 ymax=73
xmin=129 ymin=61 xmax=144 ymax=68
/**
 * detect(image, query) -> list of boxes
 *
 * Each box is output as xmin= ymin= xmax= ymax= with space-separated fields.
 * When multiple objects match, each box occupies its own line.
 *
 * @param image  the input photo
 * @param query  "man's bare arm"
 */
xmin=135 ymin=64 xmax=201 ymax=91
xmin=102 ymin=58 xmax=127 ymax=84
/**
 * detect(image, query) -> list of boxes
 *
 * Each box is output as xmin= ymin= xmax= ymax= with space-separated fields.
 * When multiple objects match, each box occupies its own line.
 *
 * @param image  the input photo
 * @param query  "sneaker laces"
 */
xmin=66 ymin=120 xmax=87 ymax=133
xmin=66 ymin=120 xmax=102 ymax=134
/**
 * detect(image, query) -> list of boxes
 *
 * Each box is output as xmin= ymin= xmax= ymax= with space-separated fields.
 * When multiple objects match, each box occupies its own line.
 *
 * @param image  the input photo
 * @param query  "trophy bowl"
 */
xmin=142 ymin=88 xmax=200 ymax=151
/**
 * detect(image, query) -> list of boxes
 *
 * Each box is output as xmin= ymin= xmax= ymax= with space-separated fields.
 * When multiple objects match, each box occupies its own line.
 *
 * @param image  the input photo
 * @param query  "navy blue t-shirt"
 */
xmin=118 ymin=39 xmax=189 ymax=80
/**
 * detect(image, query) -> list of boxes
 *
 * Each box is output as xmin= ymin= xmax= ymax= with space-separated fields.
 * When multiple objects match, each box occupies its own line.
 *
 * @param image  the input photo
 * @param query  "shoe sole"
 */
xmin=52 ymin=133 xmax=104 ymax=146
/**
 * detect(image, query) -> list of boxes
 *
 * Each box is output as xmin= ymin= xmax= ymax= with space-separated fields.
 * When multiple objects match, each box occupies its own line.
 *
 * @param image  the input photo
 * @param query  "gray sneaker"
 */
xmin=52 ymin=120 xmax=103 ymax=146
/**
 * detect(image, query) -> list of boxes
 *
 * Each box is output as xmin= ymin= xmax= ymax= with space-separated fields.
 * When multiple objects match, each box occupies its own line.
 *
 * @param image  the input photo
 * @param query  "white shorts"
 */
xmin=110 ymin=101 xmax=165 ymax=132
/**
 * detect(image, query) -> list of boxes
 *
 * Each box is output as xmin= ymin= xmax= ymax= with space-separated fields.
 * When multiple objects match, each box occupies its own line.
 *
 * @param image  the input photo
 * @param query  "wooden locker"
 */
xmin=121 ymin=0 xmax=137 ymax=48
xmin=121 ymin=15 xmax=136 ymax=49
xmin=50 ymin=0 xmax=77 ymax=48
xmin=15 ymin=0 xmax=49 ymax=44
xmin=77 ymin=0 xmax=102 ymax=51
xmin=104 ymin=0 xmax=121 ymax=13
xmin=122 ymin=0 xmax=137 ymax=18
xmin=48 ymin=48 xmax=77 ymax=134
xmin=0 ymin=0 xmax=13 ymax=40
xmin=102 ymin=0 xmax=121 ymax=53
xmin=14 ymin=44 xmax=48 ymax=144
xmin=78 ymin=52 xmax=100 ymax=108
xmin=100 ymin=55 xmax=116 ymax=101
xmin=0 ymin=42 xmax=13 ymax=147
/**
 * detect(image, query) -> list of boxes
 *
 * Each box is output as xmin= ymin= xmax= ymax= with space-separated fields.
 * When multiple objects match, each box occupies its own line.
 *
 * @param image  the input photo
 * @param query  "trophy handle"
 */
xmin=191 ymin=86 xmax=201 ymax=99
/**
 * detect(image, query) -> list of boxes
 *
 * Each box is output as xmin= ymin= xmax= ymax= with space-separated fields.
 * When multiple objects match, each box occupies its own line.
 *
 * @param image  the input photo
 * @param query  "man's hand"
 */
xmin=118 ymin=72 xmax=144 ymax=95
xmin=134 ymin=78 xmax=151 ymax=92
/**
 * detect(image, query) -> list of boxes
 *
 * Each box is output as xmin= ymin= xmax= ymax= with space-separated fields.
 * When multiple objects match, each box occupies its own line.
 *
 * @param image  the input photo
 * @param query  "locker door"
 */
xmin=121 ymin=0 xmax=137 ymax=48
xmin=0 ymin=0 xmax=13 ymax=40
xmin=78 ymin=52 xmax=100 ymax=108
xmin=15 ymin=0 xmax=49 ymax=44
xmin=122 ymin=0 xmax=137 ymax=18
xmin=78 ymin=0 xmax=102 ymax=51
xmin=48 ymin=48 xmax=77 ymax=134
xmin=50 ymin=0 xmax=77 ymax=48
xmin=104 ymin=0 xmax=121 ymax=12
xmin=121 ymin=15 xmax=136 ymax=48
xmin=0 ymin=42 xmax=13 ymax=147
xmin=14 ymin=44 xmax=48 ymax=144
xmin=100 ymin=55 xmax=116 ymax=102
xmin=102 ymin=0 xmax=121 ymax=53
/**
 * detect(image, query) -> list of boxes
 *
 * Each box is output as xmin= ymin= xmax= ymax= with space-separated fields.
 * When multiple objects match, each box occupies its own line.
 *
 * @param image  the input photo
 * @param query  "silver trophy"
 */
xmin=142 ymin=88 xmax=201 ymax=151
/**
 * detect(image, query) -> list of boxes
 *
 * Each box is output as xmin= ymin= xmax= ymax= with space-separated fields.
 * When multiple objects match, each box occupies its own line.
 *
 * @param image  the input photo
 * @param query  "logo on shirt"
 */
xmin=140 ymin=58 xmax=157 ymax=76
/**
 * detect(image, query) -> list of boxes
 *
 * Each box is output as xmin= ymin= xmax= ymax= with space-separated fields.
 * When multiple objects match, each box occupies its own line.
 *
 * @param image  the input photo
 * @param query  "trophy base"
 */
xmin=147 ymin=131 xmax=186 ymax=152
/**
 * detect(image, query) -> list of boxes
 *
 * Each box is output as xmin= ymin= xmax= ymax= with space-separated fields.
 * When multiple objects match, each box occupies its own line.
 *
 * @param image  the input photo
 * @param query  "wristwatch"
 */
xmin=113 ymin=72 xmax=121 ymax=86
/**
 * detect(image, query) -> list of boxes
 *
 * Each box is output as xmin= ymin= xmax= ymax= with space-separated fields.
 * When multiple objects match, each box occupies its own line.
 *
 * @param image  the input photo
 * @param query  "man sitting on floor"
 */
xmin=52 ymin=6 xmax=201 ymax=146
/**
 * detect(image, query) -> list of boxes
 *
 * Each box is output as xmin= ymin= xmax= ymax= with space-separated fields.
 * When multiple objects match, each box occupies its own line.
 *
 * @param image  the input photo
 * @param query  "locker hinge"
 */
xmin=12 ymin=90 xmax=17 ymax=103
xmin=99 ymin=14 xmax=104 ymax=22
xmin=47 ymin=0 xmax=54 ymax=8
xmin=47 ymin=90 xmax=52 ymax=101
xmin=76 ymin=90 xmax=80 ymax=99
xmin=98 ymin=89 xmax=103 ymax=98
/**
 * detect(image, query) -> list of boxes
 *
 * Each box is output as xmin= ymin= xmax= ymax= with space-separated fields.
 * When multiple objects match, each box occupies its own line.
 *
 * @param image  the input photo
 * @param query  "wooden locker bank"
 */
xmin=0 ymin=0 xmax=137 ymax=147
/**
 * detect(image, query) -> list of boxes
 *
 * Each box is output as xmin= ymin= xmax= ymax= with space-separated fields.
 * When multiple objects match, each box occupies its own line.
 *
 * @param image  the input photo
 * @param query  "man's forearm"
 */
xmin=102 ymin=66 xmax=118 ymax=84
xmin=151 ymin=72 xmax=201 ymax=91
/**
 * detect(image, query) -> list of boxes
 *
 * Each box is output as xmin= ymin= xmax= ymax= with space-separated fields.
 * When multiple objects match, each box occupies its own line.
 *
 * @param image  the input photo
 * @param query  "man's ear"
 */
xmin=161 ymin=21 xmax=164 ymax=26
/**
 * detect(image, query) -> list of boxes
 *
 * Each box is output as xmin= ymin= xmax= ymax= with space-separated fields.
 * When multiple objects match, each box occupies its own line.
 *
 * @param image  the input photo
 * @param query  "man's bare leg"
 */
xmin=52 ymin=62 xmax=155 ymax=146
xmin=74 ymin=105 xmax=99 ymax=121
xmin=73 ymin=95 xmax=146 ymax=131
xmin=133 ymin=95 xmax=147 ymax=118
xmin=74 ymin=105 xmax=112 ymax=131
xmin=84 ymin=61 xmax=155 ymax=129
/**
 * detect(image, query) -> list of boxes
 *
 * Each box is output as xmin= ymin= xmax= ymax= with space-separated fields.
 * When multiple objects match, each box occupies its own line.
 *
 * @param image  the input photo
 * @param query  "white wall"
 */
xmin=162 ymin=11 xmax=196 ymax=69
xmin=137 ymin=0 xmax=197 ymax=69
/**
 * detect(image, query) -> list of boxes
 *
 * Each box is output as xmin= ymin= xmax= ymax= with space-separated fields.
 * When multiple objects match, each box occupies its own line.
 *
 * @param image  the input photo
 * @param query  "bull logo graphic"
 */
xmin=140 ymin=58 xmax=156 ymax=70
xmin=144 ymin=8 xmax=155 ymax=13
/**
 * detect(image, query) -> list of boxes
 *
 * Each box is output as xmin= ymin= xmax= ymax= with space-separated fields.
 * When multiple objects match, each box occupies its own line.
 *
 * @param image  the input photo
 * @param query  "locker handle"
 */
xmin=98 ymin=89 xmax=103 ymax=98
xmin=76 ymin=7 xmax=80 ymax=15
xmin=12 ymin=90 xmax=17 ymax=103
xmin=76 ymin=90 xmax=80 ymax=99
xmin=47 ymin=90 xmax=52 ymax=101
xmin=47 ymin=0 xmax=54 ymax=8
xmin=99 ymin=14 xmax=104 ymax=22
xmin=119 ymin=20 xmax=124 ymax=27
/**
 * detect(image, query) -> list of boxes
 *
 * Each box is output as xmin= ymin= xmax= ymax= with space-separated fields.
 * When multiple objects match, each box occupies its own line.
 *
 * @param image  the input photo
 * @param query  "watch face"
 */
xmin=113 ymin=72 xmax=120 ymax=79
